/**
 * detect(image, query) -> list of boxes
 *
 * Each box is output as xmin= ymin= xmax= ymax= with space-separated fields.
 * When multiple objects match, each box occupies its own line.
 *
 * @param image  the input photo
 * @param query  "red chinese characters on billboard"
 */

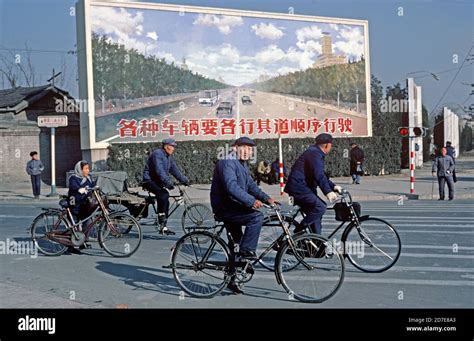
xmin=117 ymin=117 xmax=353 ymax=139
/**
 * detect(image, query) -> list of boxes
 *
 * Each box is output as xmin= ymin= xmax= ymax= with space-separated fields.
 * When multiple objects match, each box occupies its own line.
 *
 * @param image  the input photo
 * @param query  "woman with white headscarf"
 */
xmin=67 ymin=160 xmax=95 ymax=221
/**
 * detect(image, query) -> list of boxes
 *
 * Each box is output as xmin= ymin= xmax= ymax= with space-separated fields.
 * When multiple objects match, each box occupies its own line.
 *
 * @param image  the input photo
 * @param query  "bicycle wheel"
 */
xmin=342 ymin=217 xmax=401 ymax=273
xmin=30 ymin=212 xmax=68 ymax=256
xmin=98 ymin=212 xmax=142 ymax=257
xmin=258 ymin=214 xmax=297 ymax=271
xmin=171 ymin=232 xmax=231 ymax=298
xmin=276 ymin=233 xmax=345 ymax=303
xmin=181 ymin=203 xmax=216 ymax=234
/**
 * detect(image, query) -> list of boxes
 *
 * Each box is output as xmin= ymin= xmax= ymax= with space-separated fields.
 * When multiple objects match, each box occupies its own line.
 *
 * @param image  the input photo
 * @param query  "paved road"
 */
xmin=0 ymin=199 xmax=472 ymax=308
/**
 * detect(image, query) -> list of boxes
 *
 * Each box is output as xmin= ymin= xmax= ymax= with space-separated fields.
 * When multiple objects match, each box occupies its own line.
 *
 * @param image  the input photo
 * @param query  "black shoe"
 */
xmin=238 ymin=250 xmax=257 ymax=260
xmin=438 ymin=198 xmax=444 ymax=201
xmin=449 ymin=198 xmax=454 ymax=201
xmin=66 ymin=246 xmax=82 ymax=254
xmin=227 ymin=282 xmax=244 ymax=295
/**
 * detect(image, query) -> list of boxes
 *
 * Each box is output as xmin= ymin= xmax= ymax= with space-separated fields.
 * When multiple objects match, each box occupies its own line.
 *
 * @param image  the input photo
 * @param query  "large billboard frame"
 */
xmin=76 ymin=0 xmax=372 ymax=151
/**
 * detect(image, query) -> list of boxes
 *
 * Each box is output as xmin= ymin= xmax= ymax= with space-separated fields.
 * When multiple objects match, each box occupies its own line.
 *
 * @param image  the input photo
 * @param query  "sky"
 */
xmin=0 ymin=0 xmax=472 ymax=116
xmin=90 ymin=5 xmax=366 ymax=86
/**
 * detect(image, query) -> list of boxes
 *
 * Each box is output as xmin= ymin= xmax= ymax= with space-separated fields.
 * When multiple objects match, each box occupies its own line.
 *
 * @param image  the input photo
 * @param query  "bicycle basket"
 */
xmin=334 ymin=202 xmax=361 ymax=222
xmin=83 ymin=193 xmax=108 ymax=216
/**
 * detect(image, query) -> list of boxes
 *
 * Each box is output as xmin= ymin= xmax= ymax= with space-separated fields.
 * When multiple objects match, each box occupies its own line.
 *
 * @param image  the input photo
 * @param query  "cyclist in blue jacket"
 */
xmin=285 ymin=133 xmax=342 ymax=235
xmin=143 ymin=138 xmax=189 ymax=235
xmin=211 ymin=137 xmax=277 ymax=294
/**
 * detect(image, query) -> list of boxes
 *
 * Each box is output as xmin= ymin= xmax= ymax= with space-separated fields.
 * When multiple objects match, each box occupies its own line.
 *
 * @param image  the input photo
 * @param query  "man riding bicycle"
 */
xmin=143 ymin=138 xmax=189 ymax=235
xmin=284 ymin=133 xmax=343 ymax=235
xmin=210 ymin=137 xmax=277 ymax=294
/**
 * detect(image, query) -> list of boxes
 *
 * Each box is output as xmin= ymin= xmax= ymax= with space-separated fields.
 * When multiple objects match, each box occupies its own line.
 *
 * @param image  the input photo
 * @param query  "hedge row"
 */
xmin=107 ymin=137 xmax=401 ymax=187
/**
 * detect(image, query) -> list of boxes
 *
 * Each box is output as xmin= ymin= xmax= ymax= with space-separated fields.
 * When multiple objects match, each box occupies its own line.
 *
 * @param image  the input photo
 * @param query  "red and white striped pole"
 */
xmin=278 ymin=133 xmax=284 ymax=196
xmin=410 ymin=138 xmax=415 ymax=193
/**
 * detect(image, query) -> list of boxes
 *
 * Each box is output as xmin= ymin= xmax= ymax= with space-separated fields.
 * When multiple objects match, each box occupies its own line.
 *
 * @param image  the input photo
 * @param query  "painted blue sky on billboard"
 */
xmin=91 ymin=6 xmax=365 ymax=86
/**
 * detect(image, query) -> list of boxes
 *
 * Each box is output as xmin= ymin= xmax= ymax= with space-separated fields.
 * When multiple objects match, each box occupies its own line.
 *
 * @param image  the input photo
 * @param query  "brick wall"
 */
xmin=0 ymin=126 xmax=40 ymax=182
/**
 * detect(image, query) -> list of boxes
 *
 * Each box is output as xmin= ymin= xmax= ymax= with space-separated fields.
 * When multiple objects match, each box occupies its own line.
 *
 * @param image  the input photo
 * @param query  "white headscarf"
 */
xmin=74 ymin=160 xmax=92 ymax=185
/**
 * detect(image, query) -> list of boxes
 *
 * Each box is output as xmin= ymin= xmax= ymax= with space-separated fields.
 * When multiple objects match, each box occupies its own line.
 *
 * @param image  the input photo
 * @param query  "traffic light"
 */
xmin=398 ymin=127 xmax=409 ymax=137
xmin=413 ymin=127 xmax=423 ymax=136
xmin=398 ymin=127 xmax=427 ymax=137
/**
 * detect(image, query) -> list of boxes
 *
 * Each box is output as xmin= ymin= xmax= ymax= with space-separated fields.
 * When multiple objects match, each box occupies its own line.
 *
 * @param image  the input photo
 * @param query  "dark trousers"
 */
xmin=438 ymin=176 xmax=454 ymax=200
xmin=215 ymin=204 xmax=264 ymax=253
xmin=292 ymin=193 xmax=327 ymax=234
xmin=30 ymin=174 xmax=41 ymax=197
xmin=143 ymin=181 xmax=170 ymax=217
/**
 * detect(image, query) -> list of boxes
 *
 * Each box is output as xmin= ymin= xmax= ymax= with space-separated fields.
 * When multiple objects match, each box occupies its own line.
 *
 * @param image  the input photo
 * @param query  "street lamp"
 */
xmin=406 ymin=70 xmax=440 ymax=81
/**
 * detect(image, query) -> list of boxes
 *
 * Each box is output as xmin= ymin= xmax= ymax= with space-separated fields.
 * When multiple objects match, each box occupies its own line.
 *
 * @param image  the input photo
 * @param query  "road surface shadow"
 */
xmin=95 ymin=261 xmax=180 ymax=296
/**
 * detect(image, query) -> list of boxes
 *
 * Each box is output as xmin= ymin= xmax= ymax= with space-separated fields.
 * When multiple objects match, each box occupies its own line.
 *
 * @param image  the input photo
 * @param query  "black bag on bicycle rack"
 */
xmin=334 ymin=202 xmax=361 ymax=222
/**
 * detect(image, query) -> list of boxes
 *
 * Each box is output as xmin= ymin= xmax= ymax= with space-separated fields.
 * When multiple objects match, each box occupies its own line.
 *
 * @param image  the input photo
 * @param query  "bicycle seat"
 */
xmin=59 ymin=198 xmax=70 ymax=208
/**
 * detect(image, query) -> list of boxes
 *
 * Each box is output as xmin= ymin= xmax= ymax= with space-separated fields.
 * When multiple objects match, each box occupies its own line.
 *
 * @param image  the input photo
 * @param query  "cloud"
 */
xmin=251 ymin=23 xmax=284 ymax=40
xmin=295 ymin=39 xmax=321 ymax=54
xmin=188 ymin=43 xmax=240 ymax=66
xmin=91 ymin=7 xmax=152 ymax=54
xmin=295 ymin=25 xmax=324 ymax=42
xmin=193 ymin=14 xmax=243 ymax=34
xmin=253 ymin=45 xmax=286 ymax=64
xmin=91 ymin=7 xmax=144 ymax=38
xmin=146 ymin=31 xmax=158 ymax=41
xmin=333 ymin=26 xmax=365 ymax=59
xmin=286 ymin=46 xmax=316 ymax=69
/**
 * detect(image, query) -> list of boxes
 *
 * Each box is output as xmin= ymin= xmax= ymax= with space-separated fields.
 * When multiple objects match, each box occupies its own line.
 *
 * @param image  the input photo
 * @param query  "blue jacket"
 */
xmin=26 ymin=159 xmax=44 ymax=176
xmin=284 ymin=144 xmax=335 ymax=196
xmin=67 ymin=175 xmax=95 ymax=214
xmin=210 ymin=153 xmax=270 ymax=212
xmin=432 ymin=155 xmax=455 ymax=177
xmin=143 ymin=148 xmax=188 ymax=188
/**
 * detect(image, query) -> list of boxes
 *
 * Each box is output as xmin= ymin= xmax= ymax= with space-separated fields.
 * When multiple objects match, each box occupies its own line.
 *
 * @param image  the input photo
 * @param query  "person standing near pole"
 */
xmin=432 ymin=147 xmax=455 ymax=201
xmin=349 ymin=142 xmax=364 ymax=184
xmin=26 ymin=151 xmax=44 ymax=200
xmin=445 ymin=141 xmax=457 ymax=183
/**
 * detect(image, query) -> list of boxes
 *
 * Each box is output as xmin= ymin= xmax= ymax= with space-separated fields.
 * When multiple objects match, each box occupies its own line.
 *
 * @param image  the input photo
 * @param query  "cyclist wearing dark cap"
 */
xmin=210 ymin=136 xmax=277 ymax=294
xmin=285 ymin=133 xmax=343 ymax=235
xmin=143 ymin=138 xmax=189 ymax=235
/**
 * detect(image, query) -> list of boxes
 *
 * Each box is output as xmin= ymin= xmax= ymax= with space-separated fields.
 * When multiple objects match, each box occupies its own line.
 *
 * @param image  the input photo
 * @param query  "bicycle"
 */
xmin=167 ymin=203 xmax=345 ymax=303
xmin=108 ymin=184 xmax=215 ymax=234
xmin=258 ymin=190 xmax=401 ymax=273
xmin=30 ymin=186 xmax=142 ymax=257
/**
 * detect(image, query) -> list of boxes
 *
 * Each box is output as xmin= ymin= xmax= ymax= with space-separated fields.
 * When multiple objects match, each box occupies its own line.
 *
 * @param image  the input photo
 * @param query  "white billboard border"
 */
xmin=77 ymin=0 xmax=372 ymax=150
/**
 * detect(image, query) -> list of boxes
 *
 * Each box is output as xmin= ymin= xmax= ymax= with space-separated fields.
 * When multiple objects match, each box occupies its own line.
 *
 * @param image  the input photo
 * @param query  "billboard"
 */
xmin=76 ymin=0 xmax=371 ymax=148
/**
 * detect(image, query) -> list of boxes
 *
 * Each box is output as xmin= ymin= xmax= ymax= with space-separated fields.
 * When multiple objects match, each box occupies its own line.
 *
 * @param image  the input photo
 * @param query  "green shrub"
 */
xmin=107 ymin=136 xmax=401 ymax=186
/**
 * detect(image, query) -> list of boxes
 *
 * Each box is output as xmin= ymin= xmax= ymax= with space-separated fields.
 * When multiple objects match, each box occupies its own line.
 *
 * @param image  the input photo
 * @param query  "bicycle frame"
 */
xmin=283 ymin=191 xmax=363 ymax=240
xmin=132 ymin=185 xmax=189 ymax=220
xmin=45 ymin=189 xmax=113 ymax=246
xmin=191 ymin=205 xmax=314 ymax=272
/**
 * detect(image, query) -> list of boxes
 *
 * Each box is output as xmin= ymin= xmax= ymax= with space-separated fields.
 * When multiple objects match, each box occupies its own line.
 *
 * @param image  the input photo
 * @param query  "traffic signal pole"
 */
xmin=407 ymin=78 xmax=416 ymax=194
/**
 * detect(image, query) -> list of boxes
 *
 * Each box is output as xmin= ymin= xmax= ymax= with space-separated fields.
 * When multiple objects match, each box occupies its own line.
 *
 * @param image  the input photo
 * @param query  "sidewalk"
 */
xmin=2 ymin=155 xmax=473 ymax=203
